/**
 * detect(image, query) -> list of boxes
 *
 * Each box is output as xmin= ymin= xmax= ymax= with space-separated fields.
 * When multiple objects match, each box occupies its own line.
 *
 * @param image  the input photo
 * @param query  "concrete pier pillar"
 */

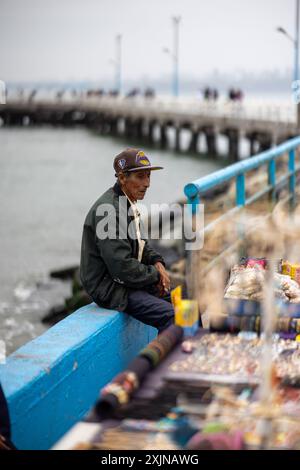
xmin=124 ymin=118 xmax=134 ymax=138
xmin=189 ymin=130 xmax=199 ymax=153
xmin=135 ymin=119 xmax=143 ymax=140
xmin=228 ymin=129 xmax=240 ymax=162
xmin=160 ymin=124 xmax=168 ymax=149
xmin=109 ymin=118 xmax=118 ymax=136
xmin=97 ymin=115 xmax=106 ymax=134
xmin=175 ymin=127 xmax=181 ymax=152
xmin=207 ymin=133 xmax=217 ymax=156
xmin=249 ymin=136 xmax=256 ymax=156
xmin=16 ymin=113 xmax=26 ymax=125
xmin=61 ymin=111 xmax=75 ymax=127
xmin=1 ymin=111 xmax=10 ymax=126
xmin=257 ymin=133 xmax=272 ymax=152
xmin=147 ymin=121 xmax=155 ymax=144
xmin=85 ymin=112 xmax=103 ymax=132
xmin=203 ymin=128 xmax=217 ymax=156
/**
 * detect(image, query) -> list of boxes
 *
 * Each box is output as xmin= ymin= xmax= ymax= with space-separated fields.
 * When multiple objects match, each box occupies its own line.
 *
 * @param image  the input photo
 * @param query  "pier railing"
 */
xmin=184 ymin=136 xmax=300 ymax=275
xmin=185 ymin=135 xmax=300 ymax=215
xmin=4 ymin=95 xmax=296 ymax=123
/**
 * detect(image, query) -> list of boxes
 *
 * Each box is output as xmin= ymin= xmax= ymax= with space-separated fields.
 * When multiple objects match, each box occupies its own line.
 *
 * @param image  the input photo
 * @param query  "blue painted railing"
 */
xmin=0 ymin=304 xmax=156 ymax=450
xmin=184 ymin=136 xmax=300 ymax=216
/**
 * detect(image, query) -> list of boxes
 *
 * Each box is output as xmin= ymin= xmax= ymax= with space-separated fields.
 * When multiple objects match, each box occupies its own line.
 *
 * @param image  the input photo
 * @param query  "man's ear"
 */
xmin=118 ymin=173 xmax=129 ymax=186
xmin=118 ymin=173 xmax=125 ymax=185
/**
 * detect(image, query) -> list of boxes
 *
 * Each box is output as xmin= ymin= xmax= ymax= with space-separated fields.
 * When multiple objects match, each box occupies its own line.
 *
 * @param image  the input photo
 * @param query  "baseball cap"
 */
xmin=113 ymin=148 xmax=163 ymax=176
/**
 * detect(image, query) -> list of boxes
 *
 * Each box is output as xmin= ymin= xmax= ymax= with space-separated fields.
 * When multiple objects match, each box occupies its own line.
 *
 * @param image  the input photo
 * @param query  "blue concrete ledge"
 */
xmin=0 ymin=303 xmax=157 ymax=450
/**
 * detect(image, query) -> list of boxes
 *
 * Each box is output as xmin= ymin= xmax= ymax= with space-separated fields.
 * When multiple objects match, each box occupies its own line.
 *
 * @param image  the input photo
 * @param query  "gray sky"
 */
xmin=0 ymin=0 xmax=295 ymax=83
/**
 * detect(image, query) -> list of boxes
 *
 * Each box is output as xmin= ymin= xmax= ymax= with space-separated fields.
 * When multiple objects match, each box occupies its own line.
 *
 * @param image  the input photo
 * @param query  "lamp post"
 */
xmin=115 ymin=34 xmax=122 ymax=95
xmin=163 ymin=16 xmax=181 ymax=97
xmin=110 ymin=34 xmax=122 ymax=94
xmin=277 ymin=0 xmax=299 ymax=82
xmin=277 ymin=0 xmax=300 ymax=125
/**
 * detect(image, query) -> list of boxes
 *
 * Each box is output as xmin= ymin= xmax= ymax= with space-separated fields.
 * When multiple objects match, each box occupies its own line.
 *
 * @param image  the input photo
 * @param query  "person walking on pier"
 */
xmin=80 ymin=148 xmax=174 ymax=333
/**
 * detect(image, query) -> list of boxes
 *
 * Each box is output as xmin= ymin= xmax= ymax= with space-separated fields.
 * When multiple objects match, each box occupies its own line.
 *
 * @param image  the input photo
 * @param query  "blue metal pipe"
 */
xmin=289 ymin=148 xmax=296 ymax=203
xmin=184 ymin=136 xmax=300 ymax=199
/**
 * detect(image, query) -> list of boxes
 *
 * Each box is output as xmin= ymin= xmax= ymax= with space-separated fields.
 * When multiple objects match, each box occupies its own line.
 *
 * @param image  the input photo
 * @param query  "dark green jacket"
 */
xmin=80 ymin=182 xmax=164 ymax=311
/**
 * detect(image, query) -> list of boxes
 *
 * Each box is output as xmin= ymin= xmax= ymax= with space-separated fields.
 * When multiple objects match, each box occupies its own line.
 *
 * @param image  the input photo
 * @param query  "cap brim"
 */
xmin=127 ymin=166 xmax=163 ymax=172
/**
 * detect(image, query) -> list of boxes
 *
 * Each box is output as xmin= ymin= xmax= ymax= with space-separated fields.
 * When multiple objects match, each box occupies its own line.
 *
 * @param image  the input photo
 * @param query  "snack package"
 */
xmin=174 ymin=299 xmax=199 ymax=337
xmin=282 ymin=261 xmax=292 ymax=277
xmin=171 ymin=285 xmax=182 ymax=308
xmin=281 ymin=261 xmax=300 ymax=286
xmin=171 ymin=286 xmax=199 ymax=337
xmin=291 ymin=264 xmax=300 ymax=285
xmin=241 ymin=257 xmax=267 ymax=269
xmin=241 ymin=257 xmax=282 ymax=273
xmin=224 ymin=265 xmax=265 ymax=300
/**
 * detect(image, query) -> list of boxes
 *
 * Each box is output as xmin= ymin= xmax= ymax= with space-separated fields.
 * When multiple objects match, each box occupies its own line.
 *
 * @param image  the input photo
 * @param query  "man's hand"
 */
xmin=155 ymin=262 xmax=171 ymax=296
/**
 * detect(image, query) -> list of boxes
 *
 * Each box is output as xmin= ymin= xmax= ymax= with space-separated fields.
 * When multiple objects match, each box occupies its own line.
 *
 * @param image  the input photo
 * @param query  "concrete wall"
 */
xmin=0 ymin=303 xmax=157 ymax=450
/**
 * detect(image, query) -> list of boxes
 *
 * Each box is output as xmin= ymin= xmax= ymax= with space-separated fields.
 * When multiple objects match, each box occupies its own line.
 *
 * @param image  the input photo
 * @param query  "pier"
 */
xmin=0 ymin=96 xmax=298 ymax=161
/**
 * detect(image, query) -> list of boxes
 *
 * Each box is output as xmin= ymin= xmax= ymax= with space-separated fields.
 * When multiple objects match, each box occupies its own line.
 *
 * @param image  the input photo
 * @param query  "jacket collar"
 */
xmin=113 ymin=181 xmax=124 ymax=196
xmin=113 ymin=182 xmax=138 ymax=210
xmin=113 ymin=181 xmax=136 ymax=216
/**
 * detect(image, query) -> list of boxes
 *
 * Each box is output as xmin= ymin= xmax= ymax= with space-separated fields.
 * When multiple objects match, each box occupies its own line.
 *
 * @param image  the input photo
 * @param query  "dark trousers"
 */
xmin=125 ymin=288 xmax=174 ymax=334
xmin=0 ymin=383 xmax=10 ymax=441
xmin=0 ymin=382 xmax=16 ymax=449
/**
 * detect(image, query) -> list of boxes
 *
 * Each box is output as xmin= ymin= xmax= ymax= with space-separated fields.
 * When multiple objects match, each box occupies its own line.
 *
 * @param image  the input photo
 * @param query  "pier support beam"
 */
xmin=4 ymin=112 xmax=25 ymax=126
xmin=109 ymin=118 xmax=118 ymax=136
xmin=160 ymin=124 xmax=168 ymax=149
xmin=249 ymin=135 xmax=256 ymax=156
xmin=245 ymin=132 xmax=258 ymax=157
xmin=99 ymin=115 xmax=108 ymax=134
xmin=189 ymin=129 xmax=199 ymax=153
xmin=203 ymin=127 xmax=217 ymax=156
xmin=227 ymin=129 xmax=240 ymax=162
xmin=147 ymin=121 xmax=155 ymax=144
xmin=124 ymin=118 xmax=134 ymax=139
xmin=85 ymin=112 xmax=103 ymax=133
xmin=257 ymin=133 xmax=272 ymax=152
xmin=175 ymin=127 xmax=181 ymax=152
xmin=135 ymin=119 xmax=144 ymax=140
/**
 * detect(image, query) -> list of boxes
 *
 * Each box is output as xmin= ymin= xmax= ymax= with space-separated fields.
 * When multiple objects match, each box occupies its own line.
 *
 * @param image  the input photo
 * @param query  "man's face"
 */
xmin=119 ymin=170 xmax=151 ymax=201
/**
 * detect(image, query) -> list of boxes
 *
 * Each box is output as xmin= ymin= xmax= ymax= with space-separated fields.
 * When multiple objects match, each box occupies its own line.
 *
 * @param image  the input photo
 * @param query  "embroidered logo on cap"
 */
xmin=118 ymin=158 xmax=126 ymax=169
xmin=136 ymin=150 xmax=150 ymax=166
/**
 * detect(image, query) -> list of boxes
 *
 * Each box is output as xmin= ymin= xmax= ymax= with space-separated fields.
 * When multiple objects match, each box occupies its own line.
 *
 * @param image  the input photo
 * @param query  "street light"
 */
xmin=276 ymin=0 xmax=299 ymax=82
xmin=115 ymin=34 xmax=122 ymax=94
xmin=163 ymin=16 xmax=181 ymax=97
xmin=109 ymin=34 xmax=122 ymax=94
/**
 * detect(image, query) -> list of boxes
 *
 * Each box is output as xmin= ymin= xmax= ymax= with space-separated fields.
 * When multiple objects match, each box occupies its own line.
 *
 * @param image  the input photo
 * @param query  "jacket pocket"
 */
xmin=93 ymin=274 xmax=127 ymax=310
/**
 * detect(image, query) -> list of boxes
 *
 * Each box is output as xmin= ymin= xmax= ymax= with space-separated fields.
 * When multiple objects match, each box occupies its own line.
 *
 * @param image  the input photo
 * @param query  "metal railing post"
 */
xmin=289 ymin=149 xmax=296 ymax=207
xmin=186 ymin=193 xmax=201 ymax=301
xmin=268 ymin=159 xmax=276 ymax=203
xmin=236 ymin=173 xmax=246 ymax=206
xmin=235 ymin=173 xmax=246 ymax=258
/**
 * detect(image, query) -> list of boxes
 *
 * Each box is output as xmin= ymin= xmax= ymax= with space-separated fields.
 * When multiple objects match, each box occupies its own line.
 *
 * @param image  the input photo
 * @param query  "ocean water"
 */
xmin=0 ymin=126 xmax=222 ymax=354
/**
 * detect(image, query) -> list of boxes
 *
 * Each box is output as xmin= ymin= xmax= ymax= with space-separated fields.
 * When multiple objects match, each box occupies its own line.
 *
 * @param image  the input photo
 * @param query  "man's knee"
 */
xmin=126 ymin=289 xmax=174 ymax=329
